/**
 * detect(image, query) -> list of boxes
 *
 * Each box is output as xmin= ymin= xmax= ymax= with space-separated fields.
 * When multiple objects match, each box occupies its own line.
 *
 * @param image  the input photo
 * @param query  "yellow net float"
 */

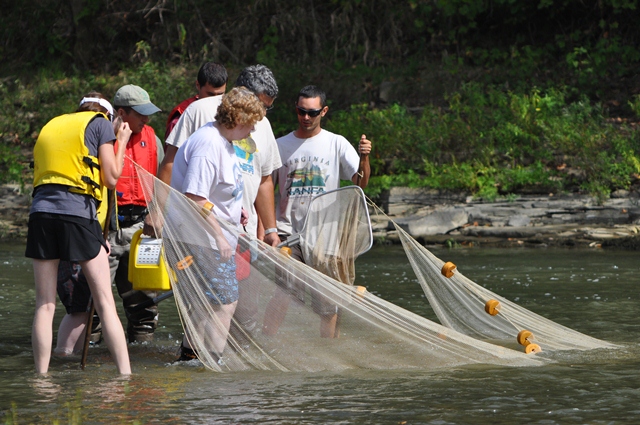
xmin=525 ymin=343 xmax=542 ymax=354
xmin=441 ymin=262 xmax=457 ymax=278
xmin=280 ymin=246 xmax=292 ymax=256
xmin=516 ymin=330 xmax=542 ymax=354
xmin=355 ymin=286 xmax=367 ymax=297
xmin=484 ymin=299 xmax=501 ymax=316
xmin=517 ymin=330 xmax=533 ymax=346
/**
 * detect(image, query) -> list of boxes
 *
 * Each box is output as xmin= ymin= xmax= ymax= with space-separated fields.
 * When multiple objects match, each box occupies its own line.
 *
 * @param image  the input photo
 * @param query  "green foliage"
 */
xmin=325 ymin=83 xmax=640 ymax=200
xmin=256 ymin=26 xmax=280 ymax=67
xmin=445 ymin=238 xmax=461 ymax=249
xmin=2 ymin=0 xmax=639 ymax=90
xmin=630 ymin=95 xmax=640 ymax=117
xmin=1 ymin=62 xmax=639 ymax=203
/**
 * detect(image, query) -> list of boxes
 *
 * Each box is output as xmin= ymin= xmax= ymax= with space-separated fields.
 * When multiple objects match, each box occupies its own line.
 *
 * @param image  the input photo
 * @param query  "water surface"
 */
xmin=1 ymin=242 xmax=638 ymax=424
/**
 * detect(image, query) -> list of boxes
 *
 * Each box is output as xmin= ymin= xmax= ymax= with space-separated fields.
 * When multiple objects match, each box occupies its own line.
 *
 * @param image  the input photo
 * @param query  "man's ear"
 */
xmin=321 ymin=106 xmax=329 ymax=117
xmin=116 ymin=107 xmax=126 ymax=118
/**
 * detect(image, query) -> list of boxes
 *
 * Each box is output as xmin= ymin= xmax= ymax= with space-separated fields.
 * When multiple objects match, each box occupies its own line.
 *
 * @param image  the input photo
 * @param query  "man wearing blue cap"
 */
xmin=108 ymin=84 xmax=165 ymax=342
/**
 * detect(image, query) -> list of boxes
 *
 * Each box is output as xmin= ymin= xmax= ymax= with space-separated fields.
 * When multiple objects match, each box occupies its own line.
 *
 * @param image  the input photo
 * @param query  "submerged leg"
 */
xmin=81 ymin=247 xmax=131 ymax=375
xmin=54 ymin=312 xmax=89 ymax=355
xmin=262 ymin=286 xmax=291 ymax=336
xmin=32 ymin=259 xmax=60 ymax=374
xmin=320 ymin=312 xmax=339 ymax=338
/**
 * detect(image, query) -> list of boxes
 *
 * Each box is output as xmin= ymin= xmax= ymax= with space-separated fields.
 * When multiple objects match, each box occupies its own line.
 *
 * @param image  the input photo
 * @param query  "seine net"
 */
xmin=382 ymin=211 xmax=618 ymax=353
xmin=135 ymin=164 xmax=546 ymax=372
xmin=280 ymin=186 xmax=373 ymax=286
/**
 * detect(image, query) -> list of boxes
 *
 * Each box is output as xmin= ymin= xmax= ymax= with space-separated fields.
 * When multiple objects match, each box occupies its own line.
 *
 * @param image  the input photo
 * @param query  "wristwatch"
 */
xmin=264 ymin=227 xmax=278 ymax=235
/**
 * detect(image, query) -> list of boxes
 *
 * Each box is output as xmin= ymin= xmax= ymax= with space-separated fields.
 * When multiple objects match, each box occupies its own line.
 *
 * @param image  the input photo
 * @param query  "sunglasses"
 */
xmin=296 ymin=106 xmax=323 ymax=117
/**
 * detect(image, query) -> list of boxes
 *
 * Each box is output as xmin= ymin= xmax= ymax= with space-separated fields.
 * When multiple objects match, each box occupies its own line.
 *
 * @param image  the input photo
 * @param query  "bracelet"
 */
xmin=264 ymin=227 xmax=278 ymax=235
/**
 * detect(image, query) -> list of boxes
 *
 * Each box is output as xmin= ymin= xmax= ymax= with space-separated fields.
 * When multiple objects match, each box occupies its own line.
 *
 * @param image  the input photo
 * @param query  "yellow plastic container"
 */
xmin=128 ymin=229 xmax=171 ymax=291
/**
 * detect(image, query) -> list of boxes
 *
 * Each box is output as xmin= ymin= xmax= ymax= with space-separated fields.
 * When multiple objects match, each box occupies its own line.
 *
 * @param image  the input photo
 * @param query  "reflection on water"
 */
xmin=1 ymin=242 xmax=639 ymax=424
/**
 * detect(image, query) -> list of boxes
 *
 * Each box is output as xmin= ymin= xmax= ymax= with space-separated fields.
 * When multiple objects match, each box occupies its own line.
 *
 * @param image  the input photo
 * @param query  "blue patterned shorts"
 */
xmin=191 ymin=245 xmax=238 ymax=305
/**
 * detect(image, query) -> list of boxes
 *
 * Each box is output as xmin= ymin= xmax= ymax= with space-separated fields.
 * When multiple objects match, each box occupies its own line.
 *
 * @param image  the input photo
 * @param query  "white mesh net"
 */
xmin=280 ymin=186 xmax=373 ymax=286
xmin=135 ymin=164 xmax=547 ymax=372
xmin=378 ymin=208 xmax=618 ymax=353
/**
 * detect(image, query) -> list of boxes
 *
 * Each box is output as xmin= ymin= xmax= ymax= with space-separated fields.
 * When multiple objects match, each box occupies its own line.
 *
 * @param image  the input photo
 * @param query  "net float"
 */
xmin=441 ymin=262 xmax=457 ymax=278
xmin=484 ymin=299 xmax=501 ymax=316
xmin=280 ymin=247 xmax=292 ymax=256
xmin=176 ymin=255 xmax=194 ymax=270
xmin=517 ymin=329 xmax=534 ymax=346
xmin=525 ymin=343 xmax=542 ymax=354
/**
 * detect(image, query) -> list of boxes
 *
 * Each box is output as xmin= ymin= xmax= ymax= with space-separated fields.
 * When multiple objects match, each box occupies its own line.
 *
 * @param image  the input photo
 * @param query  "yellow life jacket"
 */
xmin=33 ymin=111 xmax=107 ymax=202
xmin=95 ymin=186 xmax=110 ymax=230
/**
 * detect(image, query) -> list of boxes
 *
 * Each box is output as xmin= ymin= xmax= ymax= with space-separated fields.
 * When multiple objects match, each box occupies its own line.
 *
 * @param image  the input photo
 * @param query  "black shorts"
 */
xmin=25 ymin=212 xmax=107 ymax=261
xmin=57 ymin=261 xmax=92 ymax=314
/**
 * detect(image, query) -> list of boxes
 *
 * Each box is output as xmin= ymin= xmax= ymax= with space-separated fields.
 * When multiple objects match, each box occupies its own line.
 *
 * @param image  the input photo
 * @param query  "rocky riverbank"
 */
xmin=0 ymin=184 xmax=30 ymax=241
xmin=370 ymin=187 xmax=640 ymax=249
xmin=3 ymin=184 xmax=640 ymax=249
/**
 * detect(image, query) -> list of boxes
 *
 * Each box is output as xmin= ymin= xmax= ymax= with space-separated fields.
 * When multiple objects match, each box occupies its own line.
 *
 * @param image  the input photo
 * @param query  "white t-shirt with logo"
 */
xmin=165 ymin=95 xmax=281 ymax=237
xmin=171 ymin=122 xmax=244 ymax=248
xmin=274 ymin=129 xmax=359 ymax=236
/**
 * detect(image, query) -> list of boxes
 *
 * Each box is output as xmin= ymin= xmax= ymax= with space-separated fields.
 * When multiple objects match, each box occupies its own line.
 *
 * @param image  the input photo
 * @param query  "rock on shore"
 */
xmin=370 ymin=187 xmax=640 ymax=249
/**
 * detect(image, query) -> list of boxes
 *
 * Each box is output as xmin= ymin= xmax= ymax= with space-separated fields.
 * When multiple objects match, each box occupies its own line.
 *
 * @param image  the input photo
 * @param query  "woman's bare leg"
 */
xmin=81 ymin=247 xmax=131 ymax=375
xmin=54 ymin=312 xmax=89 ymax=356
xmin=32 ymin=259 xmax=60 ymax=374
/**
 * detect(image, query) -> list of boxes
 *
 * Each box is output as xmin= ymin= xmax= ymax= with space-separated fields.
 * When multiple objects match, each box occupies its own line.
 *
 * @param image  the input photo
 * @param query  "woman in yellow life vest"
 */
xmin=26 ymin=92 xmax=132 ymax=375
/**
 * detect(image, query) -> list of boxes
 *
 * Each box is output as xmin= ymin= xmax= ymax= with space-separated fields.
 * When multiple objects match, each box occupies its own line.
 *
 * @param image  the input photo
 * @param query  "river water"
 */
xmin=1 ymin=242 xmax=639 ymax=424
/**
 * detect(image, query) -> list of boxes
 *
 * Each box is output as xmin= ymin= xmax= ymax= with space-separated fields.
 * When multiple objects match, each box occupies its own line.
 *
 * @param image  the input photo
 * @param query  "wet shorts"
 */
xmin=25 ymin=212 xmax=107 ymax=261
xmin=56 ymin=261 xmax=92 ymax=314
xmin=275 ymin=238 xmax=339 ymax=316
xmin=170 ymin=243 xmax=239 ymax=305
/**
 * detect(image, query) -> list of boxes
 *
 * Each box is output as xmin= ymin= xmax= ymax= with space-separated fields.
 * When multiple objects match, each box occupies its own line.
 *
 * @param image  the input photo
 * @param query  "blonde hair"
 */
xmin=215 ymin=87 xmax=265 ymax=129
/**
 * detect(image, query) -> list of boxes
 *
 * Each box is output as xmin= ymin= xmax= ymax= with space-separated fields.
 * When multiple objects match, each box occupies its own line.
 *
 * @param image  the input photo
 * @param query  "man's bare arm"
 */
xmin=255 ymin=175 xmax=279 ymax=247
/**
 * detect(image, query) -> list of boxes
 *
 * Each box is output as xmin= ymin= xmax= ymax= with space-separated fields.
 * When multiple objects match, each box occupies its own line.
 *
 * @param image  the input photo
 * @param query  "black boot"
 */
xmin=123 ymin=290 xmax=158 ymax=342
xmin=89 ymin=312 xmax=103 ymax=344
xmin=175 ymin=344 xmax=198 ymax=362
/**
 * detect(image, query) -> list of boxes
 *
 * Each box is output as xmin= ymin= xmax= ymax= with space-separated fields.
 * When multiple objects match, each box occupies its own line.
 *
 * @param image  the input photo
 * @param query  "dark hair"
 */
xmin=113 ymin=105 xmax=133 ymax=114
xmin=197 ymin=62 xmax=228 ymax=88
xmin=235 ymin=64 xmax=278 ymax=98
xmin=298 ymin=85 xmax=327 ymax=107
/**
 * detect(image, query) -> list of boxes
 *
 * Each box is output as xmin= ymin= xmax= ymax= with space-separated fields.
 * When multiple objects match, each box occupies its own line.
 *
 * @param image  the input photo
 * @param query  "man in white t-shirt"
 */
xmin=159 ymin=64 xmax=282 ymax=246
xmin=263 ymin=85 xmax=372 ymax=338
xmin=158 ymin=65 xmax=282 ymax=348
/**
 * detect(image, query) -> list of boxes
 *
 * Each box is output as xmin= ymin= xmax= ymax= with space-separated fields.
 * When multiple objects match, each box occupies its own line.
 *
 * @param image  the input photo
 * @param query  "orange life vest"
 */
xmin=165 ymin=96 xmax=198 ymax=138
xmin=115 ymin=125 xmax=157 ymax=207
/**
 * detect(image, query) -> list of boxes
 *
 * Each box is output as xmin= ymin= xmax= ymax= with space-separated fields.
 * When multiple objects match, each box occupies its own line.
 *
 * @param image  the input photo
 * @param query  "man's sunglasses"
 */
xmin=296 ymin=106 xmax=323 ymax=118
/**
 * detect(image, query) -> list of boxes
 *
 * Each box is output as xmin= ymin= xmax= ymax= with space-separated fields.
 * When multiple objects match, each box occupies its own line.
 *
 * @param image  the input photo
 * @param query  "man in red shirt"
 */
xmin=110 ymin=84 xmax=165 ymax=342
xmin=165 ymin=62 xmax=228 ymax=139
